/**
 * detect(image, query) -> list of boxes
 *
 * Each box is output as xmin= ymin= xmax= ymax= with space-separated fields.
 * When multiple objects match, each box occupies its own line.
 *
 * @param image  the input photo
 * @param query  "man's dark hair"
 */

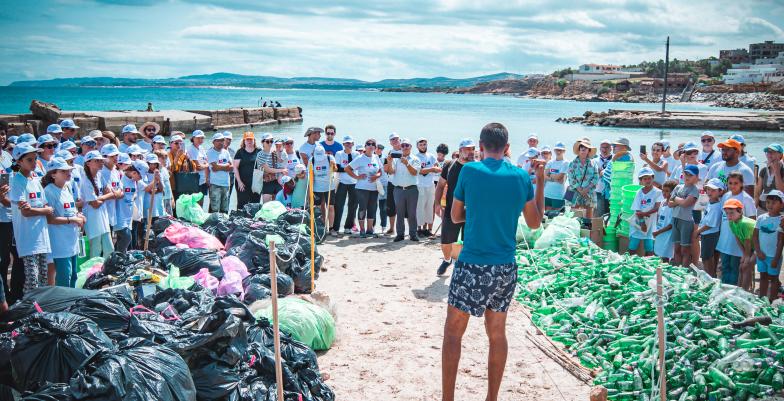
xmin=479 ymin=122 xmax=508 ymax=153
xmin=0 ymin=120 xmax=8 ymax=133
xmin=436 ymin=143 xmax=449 ymax=155
xmin=324 ymin=124 xmax=336 ymax=133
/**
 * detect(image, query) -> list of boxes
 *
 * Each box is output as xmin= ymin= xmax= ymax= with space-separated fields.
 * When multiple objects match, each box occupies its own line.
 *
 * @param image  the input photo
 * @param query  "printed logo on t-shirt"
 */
xmin=219 ymin=158 xmax=228 ymax=164
xmin=549 ymin=168 xmax=558 ymax=174
xmin=111 ymin=181 xmax=119 ymax=188
xmin=28 ymin=192 xmax=41 ymax=199
xmin=125 ymin=187 xmax=136 ymax=193
xmin=64 ymin=202 xmax=74 ymax=209
xmin=315 ymin=166 xmax=325 ymax=171
xmin=641 ymin=198 xmax=655 ymax=206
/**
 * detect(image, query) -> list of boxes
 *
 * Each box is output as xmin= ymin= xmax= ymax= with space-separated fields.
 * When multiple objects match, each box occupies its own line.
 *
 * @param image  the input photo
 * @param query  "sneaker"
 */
xmin=393 ymin=236 xmax=405 ymax=242
xmin=410 ymin=236 xmax=420 ymax=242
xmin=343 ymin=229 xmax=352 ymax=235
xmin=380 ymin=227 xmax=387 ymax=235
xmin=385 ymin=228 xmax=395 ymax=235
xmin=328 ymin=230 xmax=338 ymax=237
xmin=359 ymin=232 xmax=368 ymax=239
xmin=366 ymin=231 xmax=379 ymax=238
xmin=352 ymin=225 xmax=359 ymax=233
xmin=437 ymin=259 xmax=452 ymax=276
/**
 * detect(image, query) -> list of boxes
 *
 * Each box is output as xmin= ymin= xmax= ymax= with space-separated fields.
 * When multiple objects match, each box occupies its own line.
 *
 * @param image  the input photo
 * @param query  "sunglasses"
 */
xmin=326 ymin=132 xmax=335 ymax=136
xmin=701 ymin=138 xmax=714 ymax=143
xmin=41 ymin=144 xmax=56 ymax=149
xmin=263 ymin=140 xmax=273 ymax=144
xmin=145 ymin=128 xmax=155 ymax=132
xmin=401 ymin=144 xmax=412 ymax=148
xmin=365 ymin=142 xmax=376 ymax=147
xmin=285 ymin=141 xmax=294 ymax=145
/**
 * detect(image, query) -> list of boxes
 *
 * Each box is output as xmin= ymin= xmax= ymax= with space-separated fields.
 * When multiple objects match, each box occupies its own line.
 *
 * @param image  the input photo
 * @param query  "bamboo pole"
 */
xmin=309 ymin=162 xmax=316 ymax=293
xmin=143 ymin=174 xmax=158 ymax=251
xmin=269 ymin=241 xmax=284 ymax=401
xmin=656 ymin=265 xmax=666 ymax=401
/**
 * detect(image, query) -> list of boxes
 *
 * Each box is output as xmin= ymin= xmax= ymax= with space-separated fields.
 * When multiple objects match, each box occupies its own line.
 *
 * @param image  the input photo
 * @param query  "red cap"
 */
xmin=723 ymin=198 xmax=743 ymax=210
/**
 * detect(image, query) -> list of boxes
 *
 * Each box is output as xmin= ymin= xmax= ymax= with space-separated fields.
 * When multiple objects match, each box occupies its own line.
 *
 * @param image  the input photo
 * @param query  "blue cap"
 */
xmin=59 ymin=119 xmax=79 ymax=129
xmin=222 ymin=131 xmax=233 ymax=140
xmin=554 ymin=141 xmax=566 ymax=150
xmin=683 ymin=164 xmax=700 ymax=176
xmin=36 ymin=134 xmax=57 ymax=147
xmin=192 ymin=130 xmax=205 ymax=138
xmin=117 ymin=153 xmax=131 ymax=164
xmin=525 ymin=147 xmax=539 ymax=157
xmin=131 ymin=160 xmax=149 ymax=176
xmin=84 ymin=150 xmax=105 ymax=162
xmin=279 ymin=175 xmax=292 ymax=185
xmin=540 ymin=145 xmax=552 ymax=153
xmin=121 ymin=124 xmax=139 ymax=134
xmin=683 ymin=142 xmax=699 ymax=152
xmin=127 ymin=144 xmax=144 ymax=155
xmin=342 ymin=135 xmax=354 ymax=144
xmin=12 ymin=143 xmax=41 ymax=160
xmin=729 ymin=134 xmax=745 ymax=144
xmin=152 ymin=135 xmax=166 ymax=144
xmin=261 ymin=133 xmax=274 ymax=141
xmin=47 ymin=157 xmax=74 ymax=171
xmin=80 ymin=136 xmax=97 ymax=146
xmin=100 ymin=144 xmax=120 ymax=157
xmin=211 ymin=132 xmax=224 ymax=142
xmin=764 ymin=143 xmax=784 ymax=154
xmin=17 ymin=133 xmax=36 ymax=145
xmin=7 ymin=136 xmax=18 ymax=145
xmin=459 ymin=138 xmax=476 ymax=148
xmin=59 ymin=140 xmax=77 ymax=151
xmin=145 ymin=153 xmax=160 ymax=164
xmin=46 ymin=124 xmax=63 ymax=134
xmin=55 ymin=150 xmax=74 ymax=161
xmin=705 ymin=178 xmax=726 ymax=191
xmin=638 ymin=167 xmax=655 ymax=177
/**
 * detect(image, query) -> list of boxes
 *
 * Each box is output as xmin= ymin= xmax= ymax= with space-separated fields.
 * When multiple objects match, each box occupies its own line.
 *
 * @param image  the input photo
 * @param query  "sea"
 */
xmin=0 ymin=86 xmax=780 ymax=161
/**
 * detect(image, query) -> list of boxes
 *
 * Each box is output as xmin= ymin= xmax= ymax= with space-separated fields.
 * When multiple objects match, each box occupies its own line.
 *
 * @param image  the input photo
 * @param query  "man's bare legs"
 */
xmin=441 ymin=243 xmax=452 ymax=261
xmin=442 ymin=305 xmax=469 ymax=401
xmin=484 ymin=309 xmax=508 ymax=401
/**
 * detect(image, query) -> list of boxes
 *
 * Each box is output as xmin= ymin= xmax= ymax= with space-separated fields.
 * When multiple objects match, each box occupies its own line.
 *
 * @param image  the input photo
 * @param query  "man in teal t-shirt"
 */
xmin=443 ymin=122 xmax=544 ymax=401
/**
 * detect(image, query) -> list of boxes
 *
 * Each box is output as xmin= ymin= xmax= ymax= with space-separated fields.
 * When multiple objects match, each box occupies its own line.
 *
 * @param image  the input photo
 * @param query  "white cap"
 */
xmin=401 ymin=138 xmax=412 ymax=145
xmin=121 ymin=124 xmax=139 ymax=134
xmin=417 ymin=137 xmax=427 ymax=143
xmin=211 ymin=132 xmax=224 ymax=142
xmin=152 ymin=135 xmax=166 ymax=144
xmin=342 ymin=135 xmax=354 ymax=144
xmin=279 ymin=175 xmax=292 ymax=185
xmin=192 ymin=130 xmax=205 ymax=138
xmin=683 ymin=142 xmax=699 ymax=152
xmin=458 ymin=138 xmax=476 ymax=149
xmin=261 ymin=133 xmax=274 ymax=141
xmin=553 ymin=141 xmax=566 ymax=150
xmin=527 ymin=133 xmax=539 ymax=140
xmin=294 ymin=163 xmax=306 ymax=174
xmin=388 ymin=132 xmax=400 ymax=140
xmin=701 ymin=131 xmax=715 ymax=139
xmin=761 ymin=190 xmax=784 ymax=202
xmin=145 ymin=153 xmax=160 ymax=164
xmin=84 ymin=150 xmax=105 ymax=162
xmin=525 ymin=148 xmax=539 ymax=157
xmin=222 ymin=131 xmax=233 ymax=140
xmin=637 ymin=167 xmax=655 ymax=178
xmin=540 ymin=145 xmax=552 ymax=153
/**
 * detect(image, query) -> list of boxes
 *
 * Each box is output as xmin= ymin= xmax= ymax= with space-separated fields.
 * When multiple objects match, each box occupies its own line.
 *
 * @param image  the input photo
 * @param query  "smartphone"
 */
xmin=640 ymin=145 xmax=647 ymax=155
xmin=0 ymin=173 xmax=8 ymax=187
xmin=391 ymin=153 xmax=402 ymax=159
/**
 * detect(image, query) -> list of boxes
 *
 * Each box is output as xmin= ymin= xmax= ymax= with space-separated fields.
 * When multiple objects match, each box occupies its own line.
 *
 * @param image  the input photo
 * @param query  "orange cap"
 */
xmin=723 ymin=198 xmax=743 ymax=210
xmin=242 ymin=131 xmax=255 ymax=141
xmin=718 ymin=139 xmax=742 ymax=152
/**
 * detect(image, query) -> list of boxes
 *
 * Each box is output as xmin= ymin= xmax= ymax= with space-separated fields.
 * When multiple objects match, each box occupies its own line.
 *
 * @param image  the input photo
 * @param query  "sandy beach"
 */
xmin=314 ymin=234 xmax=591 ymax=400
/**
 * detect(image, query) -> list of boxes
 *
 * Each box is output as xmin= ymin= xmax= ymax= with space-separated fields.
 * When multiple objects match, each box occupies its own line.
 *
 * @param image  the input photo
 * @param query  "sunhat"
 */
xmin=139 ymin=122 xmax=161 ymax=136
xmin=145 ymin=153 xmax=160 ymax=164
xmin=47 ymin=158 xmax=74 ymax=171
xmin=12 ymin=144 xmax=41 ymax=160
xmin=612 ymin=137 xmax=631 ymax=150
xmin=304 ymin=127 xmax=323 ymax=137
xmin=572 ymin=139 xmax=597 ymax=158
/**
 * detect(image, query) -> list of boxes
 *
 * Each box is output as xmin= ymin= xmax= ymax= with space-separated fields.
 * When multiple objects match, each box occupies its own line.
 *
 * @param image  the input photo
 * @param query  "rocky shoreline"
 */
xmin=556 ymin=109 xmax=784 ymax=131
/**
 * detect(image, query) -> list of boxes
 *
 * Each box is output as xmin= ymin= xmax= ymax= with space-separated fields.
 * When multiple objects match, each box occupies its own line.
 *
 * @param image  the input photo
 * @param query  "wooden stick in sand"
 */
xmin=308 ymin=163 xmax=316 ymax=293
xmin=656 ymin=265 xmax=666 ymax=401
xmin=143 ymin=174 xmax=158 ymax=252
xmin=269 ymin=241 xmax=285 ymax=401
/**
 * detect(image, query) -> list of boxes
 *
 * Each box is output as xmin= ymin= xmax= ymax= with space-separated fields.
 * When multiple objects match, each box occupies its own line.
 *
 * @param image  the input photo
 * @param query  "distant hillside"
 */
xmin=8 ymin=72 xmax=526 ymax=90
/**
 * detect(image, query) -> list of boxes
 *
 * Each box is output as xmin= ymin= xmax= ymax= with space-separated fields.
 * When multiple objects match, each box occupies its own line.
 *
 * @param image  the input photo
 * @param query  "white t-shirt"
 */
xmin=756 ymin=213 xmax=783 ymax=257
xmin=0 ymin=151 xmax=13 ymax=223
xmin=716 ymin=191 xmax=757 ymax=257
xmin=71 ymin=163 xmax=84 ymax=202
xmin=707 ymin=161 xmax=755 ymax=188
xmin=44 ymin=183 xmax=80 ymax=259
xmin=207 ymin=147 xmax=232 ymax=187
xmin=312 ymin=155 xmax=335 ymax=193
xmin=101 ymin=165 xmax=122 ymax=227
xmin=116 ymin=175 xmax=137 ymax=231
xmin=348 ymin=153 xmax=382 ymax=191
xmin=415 ymin=152 xmax=438 ymax=188
xmin=544 ymin=159 xmax=569 ymax=200
xmin=630 ymin=187 xmax=663 ymax=240
xmin=740 ymin=154 xmax=756 ymax=172
xmin=648 ymin=158 xmax=668 ymax=185
xmin=699 ymin=149 xmax=720 ymax=171
xmin=298 ymin=142 xmax=319 ymax=163
xmin=80 ymin=169 xmax=111 ymax=239
xmin=143 ymin=173 xmax=165 ymax=218
xmin=187 ymin=143 xmax=208 ymax=185
xmin=10 ymin=172 xmax=51 ymax=257
xmin=390 ymin=155 xmax=421 ymax=187
xmin=334 ymin=150 xmax=359 ymax=185
xmin=654 ymin=204 xmax=674 ymax=259
xmin=161 ymin=166 xmax=172 ymax=201
xmin=285 ymin=151 xmax=301 ymax=177
xmin=699 ymin=201 xmax=722 ymax=235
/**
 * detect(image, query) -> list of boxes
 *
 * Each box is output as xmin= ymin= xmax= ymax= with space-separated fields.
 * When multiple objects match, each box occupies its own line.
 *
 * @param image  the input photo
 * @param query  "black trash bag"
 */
xmin=244 ymin=273 xmax=294 ymax=297
xmin=242 ymin=283 xmax=271 ymax=304
xmin=201 ymin=213 xmax=233 ymax=243
xmin=3 ymin=287 xmax=121 ymax=322
xmin=244 ymin=343 xmax=304 ymax=399
xmin=276 ymin=209 xmax=309 ymax=227
xmin=230 ymin=203 xmax=262 ymax=219
xmin=0 ymin=383 xmax=16 ymax=401
xmin=231 ymin=231 xmax=272 ymax=274
xmin=67 ymin=296 xmax=131 ymax=340
xmin=165 ymin=301 xmax=250 ymax=365
xmin=152 ymin=216 xmax=186 ymax=235
xmin=11 ymin=312 xmax=114 ymax=392
xmin=152 ymin=232 xmax=175 ymax=252
xmin=188 ymin=360 xmax=245 ymax=401
xmin=139 ymin=288 xmax=215 ymax=326
xmin=225 ymin=224 xmax=254 ymax=251
xmin=17 ymin=383 xmax=73 ymax=401
xmin=162 ymin=247 xmax=224 ymax=279
xmin=0 ymin=333 xmax=14 ymax=388
xmin=81 ymin=272 xmax=112 ymax=290
xmin=284 ymin=259 xmax=313 ymax=294
xmin=70 ymin=337 xmax=197 ymax=401
xmin=127 ymin=313 xmax=195 ymax=346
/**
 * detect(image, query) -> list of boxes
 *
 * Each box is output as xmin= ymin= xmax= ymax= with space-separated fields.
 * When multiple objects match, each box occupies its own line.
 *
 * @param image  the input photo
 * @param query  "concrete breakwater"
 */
xmin=0 ymin=100 xmax=303 ymax=137
xmin=557 ymin=109 xmax=784 ymax=131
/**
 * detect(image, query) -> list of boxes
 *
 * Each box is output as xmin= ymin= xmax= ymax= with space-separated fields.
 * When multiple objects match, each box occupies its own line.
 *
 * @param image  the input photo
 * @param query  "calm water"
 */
xmin=0 ymin=86 xmax=780 ymax=161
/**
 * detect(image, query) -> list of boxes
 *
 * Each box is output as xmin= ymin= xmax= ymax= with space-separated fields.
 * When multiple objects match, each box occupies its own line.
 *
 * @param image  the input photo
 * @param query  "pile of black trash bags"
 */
xmin=0 ymin=286 xmax=335 ymax=401
xmin=0 ymin=204 xmax=335 ymax=400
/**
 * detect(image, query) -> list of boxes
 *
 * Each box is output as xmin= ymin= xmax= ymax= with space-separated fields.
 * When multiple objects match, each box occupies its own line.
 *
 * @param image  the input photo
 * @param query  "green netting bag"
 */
xmin=255 ymin=297 xmax=336 ymax=351
xmin=159 ymin=266 xmax=195 ymax=290
xmin=175 ymin=193 xmax=209 ymax=225
xmin=516 ymin=214 xmax=543 ymax=246
xmin=255 ymin=201 xmax=287 ymax=222
xmin=534 ymin=214 xmax=581 ymax=249
xmin=75 ymin=257 xmax=105 ymax=289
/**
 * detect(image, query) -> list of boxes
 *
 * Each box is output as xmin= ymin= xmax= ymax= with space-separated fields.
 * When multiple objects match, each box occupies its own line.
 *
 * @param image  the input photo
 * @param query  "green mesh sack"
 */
xmin=256 ymin=297 xmax=336 ymax=351
xmin=159 ymin=266 xmax=195 ymax=290
xmin=75 ymin=257 xmax=105 ymax=289
xmin=255 ymin=201 xmax=287 ymax=222
xmin=175 ymin=193 xmax=209 ymax=225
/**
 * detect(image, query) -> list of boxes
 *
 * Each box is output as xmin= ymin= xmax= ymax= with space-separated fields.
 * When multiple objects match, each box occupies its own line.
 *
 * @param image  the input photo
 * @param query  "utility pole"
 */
xmin=662 ymin=36 xmax=670 ymax=113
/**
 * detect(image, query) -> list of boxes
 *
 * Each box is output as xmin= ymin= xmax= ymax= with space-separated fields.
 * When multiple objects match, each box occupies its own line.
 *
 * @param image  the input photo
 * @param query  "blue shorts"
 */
xmin=629 ymin=237 xmax=654 ymax=252
xmin=757 ymin=257 xmax=782 ymax=276
xmin=448 ymin=260 xmax=517 ymax=317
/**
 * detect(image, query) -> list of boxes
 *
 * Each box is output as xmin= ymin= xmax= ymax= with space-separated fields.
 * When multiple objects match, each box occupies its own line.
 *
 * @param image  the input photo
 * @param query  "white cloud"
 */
xmin=56 ymin=24 xmax=84 ymax=32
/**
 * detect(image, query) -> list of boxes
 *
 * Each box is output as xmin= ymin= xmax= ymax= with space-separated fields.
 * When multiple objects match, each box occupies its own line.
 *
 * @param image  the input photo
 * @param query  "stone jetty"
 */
xmin=557 ymin=109 xmax=784 ymax=131
xmin=0 ymin=100 xmax=303 ymax=137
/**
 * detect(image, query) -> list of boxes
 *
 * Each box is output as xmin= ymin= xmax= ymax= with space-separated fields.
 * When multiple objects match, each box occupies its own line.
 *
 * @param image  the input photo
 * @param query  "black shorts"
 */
xmin=448 ymin=260 xmax=517 ymax=317
xmin=441 ymin=215 xmax=464 ymax=245
xmin=199 ymin=183 xmax=209 ymax=196
xmin=386 ymin=182 xmax=396 ymax=217
xmin=700 ymin=231 xmax=720 ymax=261
xmin=314 ymin=190 xmax=336 ymax=206
xmin=262 ymin=180 xmax=282 ymax=195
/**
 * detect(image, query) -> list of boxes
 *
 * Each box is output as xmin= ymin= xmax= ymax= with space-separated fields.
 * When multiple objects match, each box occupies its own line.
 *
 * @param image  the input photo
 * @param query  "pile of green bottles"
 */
xmin=515 ymin=239 xmax=784 ymax=400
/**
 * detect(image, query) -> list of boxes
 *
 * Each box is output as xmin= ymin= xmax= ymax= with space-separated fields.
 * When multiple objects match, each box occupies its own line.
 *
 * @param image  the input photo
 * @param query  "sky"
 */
xmin=0 ymin=0 xmax=782 ymax=85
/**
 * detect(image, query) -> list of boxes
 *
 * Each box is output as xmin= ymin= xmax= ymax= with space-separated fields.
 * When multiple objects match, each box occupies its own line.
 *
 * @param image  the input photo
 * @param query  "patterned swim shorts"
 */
xmin=447 ymin=260 xmax=517 ymax=317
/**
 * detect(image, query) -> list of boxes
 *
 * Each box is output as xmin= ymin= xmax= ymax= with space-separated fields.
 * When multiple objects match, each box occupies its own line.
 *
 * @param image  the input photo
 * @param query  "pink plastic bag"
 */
xmin=192 ymin=268 xmax=219 ymax=293
xmin=217 ymin=270 xmax=244 ymax=297
xmin=220 ymin=256 xmax=249 ymax=280
xmin=164 ymin=222 xmax=223 ymax=250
